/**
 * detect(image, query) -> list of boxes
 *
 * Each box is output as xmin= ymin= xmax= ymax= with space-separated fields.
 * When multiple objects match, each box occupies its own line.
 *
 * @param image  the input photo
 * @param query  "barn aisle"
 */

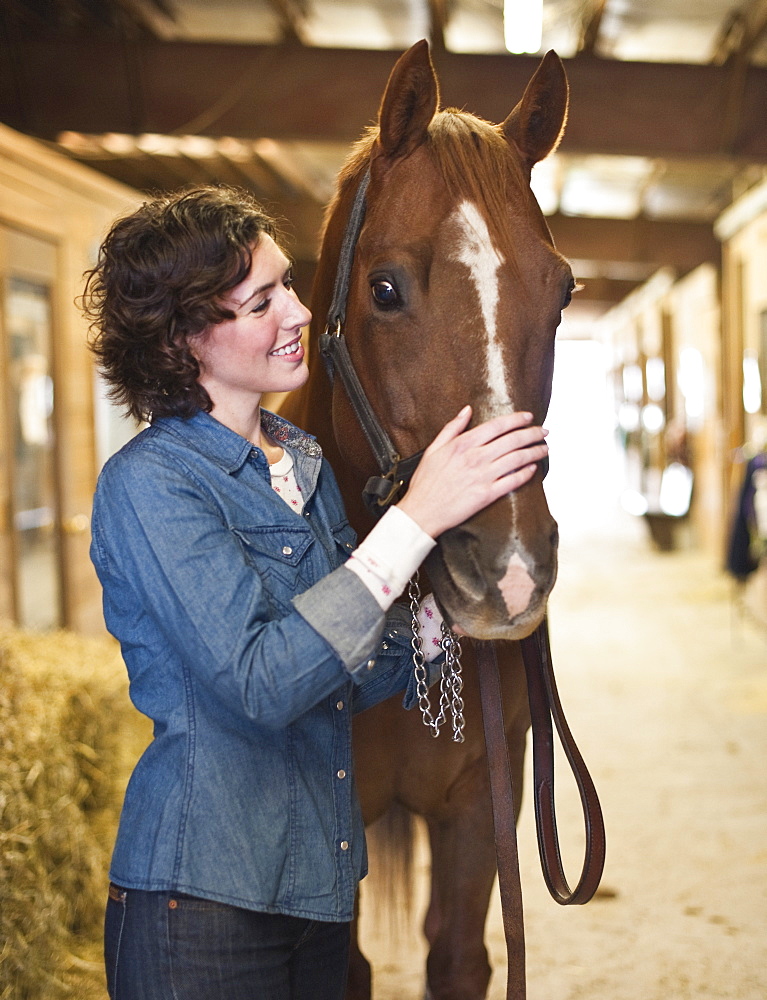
xmin=358 ymin=512 xmax=767 ymax=1000
xmin=357 ymin=341 xmax=767 ymax=999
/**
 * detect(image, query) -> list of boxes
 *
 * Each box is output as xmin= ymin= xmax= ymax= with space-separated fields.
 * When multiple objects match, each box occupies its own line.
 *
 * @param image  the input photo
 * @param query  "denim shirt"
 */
xmin=90 ymin=409 xmax=422 ymax=923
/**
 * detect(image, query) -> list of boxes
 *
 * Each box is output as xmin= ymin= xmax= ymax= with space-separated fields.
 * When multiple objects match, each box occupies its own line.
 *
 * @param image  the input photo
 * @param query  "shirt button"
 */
xmin=282 ymin=545 xmax=293 ymax=556
xmin=340 ymin=840 xmax=349 ymax=851
xmin=337 ymin=769 xmax=346 ymax=780
xmin=367 ymin=659 xmax=375 ymax=670
xmin=304 ymin=511 xmax=311 ymax=518
xmin=336 ymin=700 xmax=344 ymax=711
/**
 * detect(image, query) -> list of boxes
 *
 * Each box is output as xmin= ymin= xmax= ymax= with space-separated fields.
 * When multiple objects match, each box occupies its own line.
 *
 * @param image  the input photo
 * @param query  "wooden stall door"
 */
xmin=0 ymin=225 xmax=64 ymax=630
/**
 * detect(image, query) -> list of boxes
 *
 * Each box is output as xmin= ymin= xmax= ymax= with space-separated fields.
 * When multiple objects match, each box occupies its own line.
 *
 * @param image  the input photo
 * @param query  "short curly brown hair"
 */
xmin=82 ymin=185 xmax=280 ymax=423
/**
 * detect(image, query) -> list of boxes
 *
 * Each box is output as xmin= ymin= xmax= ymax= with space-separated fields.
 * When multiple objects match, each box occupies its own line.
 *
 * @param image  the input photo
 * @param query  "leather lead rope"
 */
xmin=476 ymin=639 xmax=527 ymax=1000
xmin=475 ymin=620 xmax=606 ymax=999
xmin=520 ymin=618 xmax=606 ymax=905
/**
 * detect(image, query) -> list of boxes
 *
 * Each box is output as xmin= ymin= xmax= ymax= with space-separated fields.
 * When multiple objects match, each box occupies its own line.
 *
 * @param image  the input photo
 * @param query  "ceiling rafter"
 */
xmin=577 ymin=0 xmax=608 ymax=56
xmin=117 ymin=0 xmax=179 ymax=38
xmin=711 ymin=0 xmax=767 ymax=65
xmin=427 ymin=0 xmax=448 ymax=53
xmin=3 ymin=40 xmax=766 ymax=162
xmin=0 ymin=0 xmax=175 ymax=35
xmin=264 ymin=0 xmax=309 ymax=45
xmin=2 ymin=2 xmax=763 ymax=314
xmin=709 ymin=0 xmax=767 ymax=153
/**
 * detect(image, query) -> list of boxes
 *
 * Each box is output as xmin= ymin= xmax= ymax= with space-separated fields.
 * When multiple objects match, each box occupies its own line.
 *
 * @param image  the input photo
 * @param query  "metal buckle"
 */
xmin=375 ymin=461 xmax=404 ymax=507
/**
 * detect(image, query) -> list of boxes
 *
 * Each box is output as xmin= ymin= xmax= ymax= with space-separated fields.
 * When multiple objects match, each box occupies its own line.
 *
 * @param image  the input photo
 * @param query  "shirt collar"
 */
xmin=154 ymin=409 xmax=322 ymax=475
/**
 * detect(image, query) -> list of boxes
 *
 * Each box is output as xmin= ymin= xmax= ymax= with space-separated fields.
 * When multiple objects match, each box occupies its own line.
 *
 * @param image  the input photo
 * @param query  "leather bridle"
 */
xmin=320 ymin=165 xmax=606 ymax=999
xmin=319 ymin=167 xmax=424 ymax=514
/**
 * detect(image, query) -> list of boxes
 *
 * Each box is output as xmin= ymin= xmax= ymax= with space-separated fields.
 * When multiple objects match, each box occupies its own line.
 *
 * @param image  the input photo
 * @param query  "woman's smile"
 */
xmin=270 ymin=336 xmax=304 ymax=360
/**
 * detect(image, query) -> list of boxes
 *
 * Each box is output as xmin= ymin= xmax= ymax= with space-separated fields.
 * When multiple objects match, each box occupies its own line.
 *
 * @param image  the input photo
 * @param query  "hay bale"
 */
xmin=0 ymin=623 xmax=150 ymax=999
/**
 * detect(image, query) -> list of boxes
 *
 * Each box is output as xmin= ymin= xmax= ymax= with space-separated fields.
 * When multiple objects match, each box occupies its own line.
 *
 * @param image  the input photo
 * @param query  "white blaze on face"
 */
xmin=453 ymin=201 xmax=537 ymax=620
xmin=452 ymin=200 xmax=512 ymax=413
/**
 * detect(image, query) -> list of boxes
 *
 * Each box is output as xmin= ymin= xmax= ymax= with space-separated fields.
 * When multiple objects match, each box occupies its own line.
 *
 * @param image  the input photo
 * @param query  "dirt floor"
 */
xmin=356 ymin=510 xmax=767 ymax=1000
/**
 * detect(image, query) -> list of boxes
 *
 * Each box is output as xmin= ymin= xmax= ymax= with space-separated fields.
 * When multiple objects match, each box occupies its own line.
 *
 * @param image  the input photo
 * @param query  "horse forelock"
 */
xmin=428 ymin=111 xmax=529 ymax=250
xmin=322 ymin=111 xmax=531 ymax=252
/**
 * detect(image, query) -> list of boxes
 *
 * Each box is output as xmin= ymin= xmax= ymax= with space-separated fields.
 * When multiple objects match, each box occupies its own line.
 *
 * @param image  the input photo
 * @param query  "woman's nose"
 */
xmin=291 ymin=295 xmax=312 ymax=330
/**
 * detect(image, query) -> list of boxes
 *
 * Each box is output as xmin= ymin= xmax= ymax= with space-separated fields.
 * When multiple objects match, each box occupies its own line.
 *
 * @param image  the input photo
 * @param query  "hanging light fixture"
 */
xmin=504 ymin=0 xmax=543 ymax=53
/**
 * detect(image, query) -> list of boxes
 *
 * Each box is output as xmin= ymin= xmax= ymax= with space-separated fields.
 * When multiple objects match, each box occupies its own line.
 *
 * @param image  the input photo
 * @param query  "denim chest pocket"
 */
xmin=233 ymin=525 xmax=316 ymax=612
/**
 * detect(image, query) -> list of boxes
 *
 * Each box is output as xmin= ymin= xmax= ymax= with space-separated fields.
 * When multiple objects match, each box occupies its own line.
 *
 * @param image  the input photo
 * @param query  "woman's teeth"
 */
xmin=271 ymin=341 xmax=300 ymax=357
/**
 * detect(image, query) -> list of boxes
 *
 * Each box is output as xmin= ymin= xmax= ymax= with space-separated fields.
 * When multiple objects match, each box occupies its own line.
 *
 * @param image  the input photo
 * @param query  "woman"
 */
xmin=83 ymin=185 xmax=548 ymax=999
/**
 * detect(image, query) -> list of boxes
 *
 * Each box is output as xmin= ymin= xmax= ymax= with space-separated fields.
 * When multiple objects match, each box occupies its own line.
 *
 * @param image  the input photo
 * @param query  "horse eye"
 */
xmin=563 ymin=278 xmax=580 ymax=310
xmin=370 ymin=279 xmax=400 ymax=309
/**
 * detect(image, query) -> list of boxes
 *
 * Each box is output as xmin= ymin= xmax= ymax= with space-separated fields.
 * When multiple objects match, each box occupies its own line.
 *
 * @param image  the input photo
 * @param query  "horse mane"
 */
xmin=320 ymin=108 xmax=532 ymax=253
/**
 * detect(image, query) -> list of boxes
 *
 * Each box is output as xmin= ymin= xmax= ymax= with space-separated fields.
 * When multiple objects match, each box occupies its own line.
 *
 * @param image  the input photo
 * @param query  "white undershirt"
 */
xmin=269 ymin=448 xmax=445 ymax=660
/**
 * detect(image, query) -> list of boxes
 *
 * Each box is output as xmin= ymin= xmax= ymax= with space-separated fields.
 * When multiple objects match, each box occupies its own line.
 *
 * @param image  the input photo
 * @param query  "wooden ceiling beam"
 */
xmin=2 ymin=40 xmax=766 ymax=161
xmin=548 ymin=213 xmax=721 ymax=277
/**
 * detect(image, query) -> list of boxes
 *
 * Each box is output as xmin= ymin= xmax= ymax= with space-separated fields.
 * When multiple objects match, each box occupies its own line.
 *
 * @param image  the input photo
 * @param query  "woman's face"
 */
xmin=194 ymin=233 xmax=312 ymax=409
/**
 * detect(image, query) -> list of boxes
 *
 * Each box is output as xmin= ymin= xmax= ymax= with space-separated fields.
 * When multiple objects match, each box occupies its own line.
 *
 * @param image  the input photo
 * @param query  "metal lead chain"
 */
xmin=409 ymin=574 xmax=438 ymax=735
xmin=409 ymin=573 xmax=465 ymax=742
xmin=441 ymin=623 xmax=465 ymax=743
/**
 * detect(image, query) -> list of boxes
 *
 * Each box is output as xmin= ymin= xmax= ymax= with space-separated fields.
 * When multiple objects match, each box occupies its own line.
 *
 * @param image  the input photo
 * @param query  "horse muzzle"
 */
xmin=425 ymin=505 xmax=559 ymax=641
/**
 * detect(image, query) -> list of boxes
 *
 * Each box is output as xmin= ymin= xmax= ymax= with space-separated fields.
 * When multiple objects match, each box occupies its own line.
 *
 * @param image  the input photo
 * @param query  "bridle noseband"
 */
xmin=319 ymin=167 xmax=424 ymax=514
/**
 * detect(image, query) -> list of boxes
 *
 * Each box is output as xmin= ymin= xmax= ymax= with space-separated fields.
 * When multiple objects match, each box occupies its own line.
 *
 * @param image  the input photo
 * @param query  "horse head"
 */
xmin=308 ymin=40 xmax=572 ymax=641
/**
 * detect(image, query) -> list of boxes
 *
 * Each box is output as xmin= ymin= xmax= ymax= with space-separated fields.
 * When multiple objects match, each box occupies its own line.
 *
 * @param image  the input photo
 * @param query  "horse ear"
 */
xmin=374 ymin=39 xmax=439 ymax=164
xmin=503 ymin=50 xmax=569 ymax=172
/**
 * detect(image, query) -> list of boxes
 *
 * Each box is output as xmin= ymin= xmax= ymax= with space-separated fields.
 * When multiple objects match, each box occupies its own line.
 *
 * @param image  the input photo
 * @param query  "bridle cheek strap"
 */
xmin=318 ymin=327 xmax=423 ymax=513
xmin=319 ymin=166 xmax=423 ymax=516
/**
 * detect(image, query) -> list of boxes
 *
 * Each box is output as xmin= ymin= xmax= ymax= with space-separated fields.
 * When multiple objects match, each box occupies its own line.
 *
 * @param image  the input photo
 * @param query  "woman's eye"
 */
xmin=284 ymin=271 xmax=295 ymax=291
xmin=370 ymin=279 xmax=400 ymax=309
xmin=251 ymin=298 xmax=270 ymax=315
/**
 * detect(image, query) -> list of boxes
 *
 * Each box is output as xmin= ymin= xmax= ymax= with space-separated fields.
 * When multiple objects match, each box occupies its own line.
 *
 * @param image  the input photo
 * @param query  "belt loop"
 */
xmin=108 ymin=882 xmax=127 ymax=903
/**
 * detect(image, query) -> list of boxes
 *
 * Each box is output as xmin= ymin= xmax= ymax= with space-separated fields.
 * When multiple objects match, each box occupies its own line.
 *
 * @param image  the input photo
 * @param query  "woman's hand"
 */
xmin=397 ymin=405 xmax=548 ymax=539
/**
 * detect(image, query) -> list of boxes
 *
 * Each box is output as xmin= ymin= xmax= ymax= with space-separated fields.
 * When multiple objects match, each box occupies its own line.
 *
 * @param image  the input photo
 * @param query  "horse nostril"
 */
xmin=550 ymin=523 xmax=559 ymax=549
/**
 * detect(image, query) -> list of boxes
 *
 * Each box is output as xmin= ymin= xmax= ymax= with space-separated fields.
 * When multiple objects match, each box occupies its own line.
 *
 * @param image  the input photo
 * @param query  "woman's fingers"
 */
xmin=425 ymin=408 xmax=534 ymax=457
xmin=466 ymin=425 xmax=548 ymax=470
xmin=397 ymin=409 xmax=549 ymax=538
xmin=491 ymin=436 xmax=549 ymax=476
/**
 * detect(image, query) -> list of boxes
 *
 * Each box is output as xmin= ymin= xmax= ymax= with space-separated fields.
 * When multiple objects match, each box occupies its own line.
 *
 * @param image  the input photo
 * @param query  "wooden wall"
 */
xmin=599 ymin=264 xmax=724 ymax=556
xmin=716 ymin=177 xmax=767 ymax=620
xmin=0 ymin=123 xmax=139 ymax=635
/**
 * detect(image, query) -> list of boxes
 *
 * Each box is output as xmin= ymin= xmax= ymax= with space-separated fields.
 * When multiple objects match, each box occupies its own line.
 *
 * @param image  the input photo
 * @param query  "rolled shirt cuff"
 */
xmin=292 ymin=564 xmax=386 ymax=674
xmin=345 ymin=506 xmax=436 ymax=609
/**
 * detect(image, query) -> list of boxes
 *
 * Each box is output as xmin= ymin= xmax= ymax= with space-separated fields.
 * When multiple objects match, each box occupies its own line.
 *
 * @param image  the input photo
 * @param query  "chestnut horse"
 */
xmin=282 ymin=41 xmax=571 ymax=1000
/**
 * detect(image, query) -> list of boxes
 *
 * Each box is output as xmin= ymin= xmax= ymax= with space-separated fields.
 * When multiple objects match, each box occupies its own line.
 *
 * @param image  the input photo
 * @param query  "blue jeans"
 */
xmin=104 ymin=884 xmax=351 ymax=999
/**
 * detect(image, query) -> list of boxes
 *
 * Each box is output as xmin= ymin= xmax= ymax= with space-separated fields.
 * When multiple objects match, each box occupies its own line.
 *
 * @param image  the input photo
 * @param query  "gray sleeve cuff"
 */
xmin=292 ymin=564 xmax=386 ymax=678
